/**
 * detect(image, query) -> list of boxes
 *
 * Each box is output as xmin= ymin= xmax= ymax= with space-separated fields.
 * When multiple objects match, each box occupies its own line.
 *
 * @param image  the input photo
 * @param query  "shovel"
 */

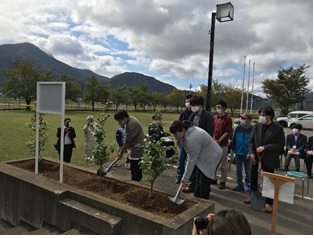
xmin=251 ymin=153 xmax=266 ymax=211
xmin=97 ymin=157 xmax=119 ymax=176
xmin=168 ymin=183 xmax=185 ymax=205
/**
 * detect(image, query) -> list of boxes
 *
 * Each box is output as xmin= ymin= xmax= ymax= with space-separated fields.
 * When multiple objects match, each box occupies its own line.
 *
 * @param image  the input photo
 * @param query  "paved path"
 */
xmin=104 ymin=127 xmax=313 ymax=235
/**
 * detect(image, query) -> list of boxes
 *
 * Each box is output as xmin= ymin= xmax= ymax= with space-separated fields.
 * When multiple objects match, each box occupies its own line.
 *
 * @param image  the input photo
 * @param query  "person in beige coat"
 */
xmin=114 ymin=110 xmax=145 ymax=181
xmin=83 ymin=115 xmax=97 ymax=165
xmin=170 ymin=120 xmax=222 ymax=199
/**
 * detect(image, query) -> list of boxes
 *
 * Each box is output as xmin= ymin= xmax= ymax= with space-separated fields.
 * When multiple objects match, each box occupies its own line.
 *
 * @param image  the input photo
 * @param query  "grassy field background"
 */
xmin=0 ymin=110 xmax=181 ymax=166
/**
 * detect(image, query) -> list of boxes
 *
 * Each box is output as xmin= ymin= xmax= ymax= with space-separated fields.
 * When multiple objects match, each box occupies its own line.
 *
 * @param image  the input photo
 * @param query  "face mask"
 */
xmin=292 ymin=128 xmax=299 ymax=134
xmin=259 ymin=116 xmax=266 ymax=124
xmin=239 ymin=119 xmax=245 ymax=125
xmin=118 ymin=120 xmax=126 ymax=127
xmin=185 ymin=102 xmax=190 ymax=108
xmin=191 ymin=106 xmax=199 ymax=113
xmin=216 ymin=109 xmax=222 ymax=114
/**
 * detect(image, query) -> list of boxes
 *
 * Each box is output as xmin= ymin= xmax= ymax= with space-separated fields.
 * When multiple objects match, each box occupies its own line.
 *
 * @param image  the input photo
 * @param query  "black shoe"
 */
xmin=295 ymin=169 xmax=300 ymax=172
xmin=284 ymin=166 xmax=289 ymax=172
xmin=211 ymin=179 xmax=217 ymax=185
xmin=218 ymin=182 xmax=225 ymax=189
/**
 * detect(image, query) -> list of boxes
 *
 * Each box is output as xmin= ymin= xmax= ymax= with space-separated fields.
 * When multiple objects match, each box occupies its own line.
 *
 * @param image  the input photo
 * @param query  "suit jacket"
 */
xmin=286 ymin=133 xmax=307 ymax=157
xmin=249 ymin=121 xmax=285 ymax=169
xmin=57 ymin=127 xmax=76 ymax=148
xmin=189 ymin=109 xmax=214 ymax=136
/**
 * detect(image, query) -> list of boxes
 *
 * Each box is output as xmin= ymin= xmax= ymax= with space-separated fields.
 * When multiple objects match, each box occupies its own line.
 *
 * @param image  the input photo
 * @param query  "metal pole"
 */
xmin=246 ymin=59 xmax=251 ymax=112
xmin=240 ymin=56 xmax=246 ymax=114
xmin=206 ymin=12 xmax=216 ymax=112
xmin=250 ymin=62 xmax=255 ymax=114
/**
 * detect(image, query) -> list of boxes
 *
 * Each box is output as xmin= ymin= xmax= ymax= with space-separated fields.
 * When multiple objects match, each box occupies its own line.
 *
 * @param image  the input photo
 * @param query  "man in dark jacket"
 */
xmin=284 ymin=123 xmax=307 ymax=172
xmin=243 ymin=106 xmax=285 ymax=214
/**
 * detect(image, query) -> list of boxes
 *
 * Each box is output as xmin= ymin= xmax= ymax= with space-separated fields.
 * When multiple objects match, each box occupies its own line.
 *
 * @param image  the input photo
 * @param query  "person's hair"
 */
xmin=186 ymin=94 xmax=193 ymax=100
xmin=206 ymin=209 xmax=252 ymax=235
xmin=258 ymin=106 xmax=275 ymax=120
xmin=293 ymin=123 xmax=303 ymax=130
xmin=114 ymin=110 xmax=129 ymax=120
xmin=216 ymin=99 xmax=227 ymax=109
xmin=169 ymin=120 xmax=193 ymax=134
xmin=64 ymin=118 xmax=71 ymax=122
xmin=190 ymin=95 xmax=204 ymax=106
xmin=86 ymin=115 xmax=93 ymax=120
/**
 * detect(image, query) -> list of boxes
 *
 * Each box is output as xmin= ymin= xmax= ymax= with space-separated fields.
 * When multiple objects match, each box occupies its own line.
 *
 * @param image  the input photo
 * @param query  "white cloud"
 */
xmin=0 ymin=0 xmax=312 ymax=97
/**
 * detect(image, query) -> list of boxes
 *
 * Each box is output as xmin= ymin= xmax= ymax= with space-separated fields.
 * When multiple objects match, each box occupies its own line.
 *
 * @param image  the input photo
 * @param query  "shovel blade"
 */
xmin=168 ymin=196 xmax=185 ymax=205
xmin=251 ymin=191 xmax=266 ymax=211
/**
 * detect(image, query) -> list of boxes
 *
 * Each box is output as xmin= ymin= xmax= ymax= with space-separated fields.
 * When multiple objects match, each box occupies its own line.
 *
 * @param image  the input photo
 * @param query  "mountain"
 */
xmin=108 ymin=72 xmax=176 ymax=94
xmin=0 ymin=42 xmax=109 ymax=84
xmin=0 ymin=42 xmax=176 ymax=94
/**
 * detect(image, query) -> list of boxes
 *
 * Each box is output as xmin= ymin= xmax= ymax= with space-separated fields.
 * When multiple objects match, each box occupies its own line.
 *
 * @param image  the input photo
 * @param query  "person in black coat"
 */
xmin=57 ymin=118 xmax=76 ymax=163
xmin=244 ymin=106 xmax=285 ymax=213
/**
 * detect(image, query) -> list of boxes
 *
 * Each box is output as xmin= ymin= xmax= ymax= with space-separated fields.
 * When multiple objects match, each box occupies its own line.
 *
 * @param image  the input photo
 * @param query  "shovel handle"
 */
xmin=104 ymin=157 xmax=119 ymax=174
xmin=173 ymin=183 xmax=183 ymax=199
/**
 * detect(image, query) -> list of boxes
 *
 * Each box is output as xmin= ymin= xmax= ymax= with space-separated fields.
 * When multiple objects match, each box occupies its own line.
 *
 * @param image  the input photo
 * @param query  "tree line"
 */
xmin=0 ymin=59 xmax=310 ymax=116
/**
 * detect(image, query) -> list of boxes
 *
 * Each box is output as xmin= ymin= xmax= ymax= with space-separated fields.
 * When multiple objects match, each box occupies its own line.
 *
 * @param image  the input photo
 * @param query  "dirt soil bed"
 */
xmin=10 ymin=159 xmax=195 ymax=219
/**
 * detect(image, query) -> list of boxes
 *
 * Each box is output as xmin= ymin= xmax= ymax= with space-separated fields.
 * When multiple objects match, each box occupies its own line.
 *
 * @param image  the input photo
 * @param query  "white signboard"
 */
xmin=262 ymin=176 xmax=295 ymax=204
xmin=37 ymin=82 xmax=64 ymax=115
xmin=36 ymin=82 xmax=65 ymax=183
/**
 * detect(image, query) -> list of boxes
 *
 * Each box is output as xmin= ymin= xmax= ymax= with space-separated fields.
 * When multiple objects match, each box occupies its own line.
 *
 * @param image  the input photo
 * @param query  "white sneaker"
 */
xmin=124 ymin=163 xmax=130 ymax=169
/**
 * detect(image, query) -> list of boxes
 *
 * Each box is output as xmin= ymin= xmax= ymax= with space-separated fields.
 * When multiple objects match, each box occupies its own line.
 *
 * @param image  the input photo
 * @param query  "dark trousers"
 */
xmin=305 ymin=155 xmax=313 ymax=176
xmin=176 ymin=144 xmax=186 ymax=182
xmin=130 ymin=159 xmax=142 ymax=181
xmin=58 ymin=144 xmax=73 ymax=163
xmin=251 ymin=161 xmax=274 ymax=206
xmin=188 ymin=167 xmax=196 ymax=191
xmin=194 ymin=166 xmax=212 ymax=199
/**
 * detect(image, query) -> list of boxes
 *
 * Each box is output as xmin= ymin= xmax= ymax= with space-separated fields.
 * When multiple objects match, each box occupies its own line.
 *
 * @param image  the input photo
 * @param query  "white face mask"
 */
xmin=292 ymin=128 xmax=299 ymax=134
xmin=185 ymin=102 xmax=190 ymax=108
xmin=191 ymin=106 xmax=199 ymax=113
xmin=216 ymin=109 xmax=222 ymax=114
xmin=239 ymin=119 xmax=245 ymax=125
xmin=259 ymin=116 xmax=266 ymax=124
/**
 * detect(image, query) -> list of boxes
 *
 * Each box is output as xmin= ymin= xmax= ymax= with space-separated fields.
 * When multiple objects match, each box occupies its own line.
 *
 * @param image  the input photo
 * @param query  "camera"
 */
xmin=194 ymin=216 xmax=209 ymax=231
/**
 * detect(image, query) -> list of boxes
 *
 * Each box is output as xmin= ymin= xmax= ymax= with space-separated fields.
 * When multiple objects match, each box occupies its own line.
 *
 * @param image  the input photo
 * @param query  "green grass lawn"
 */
xmin=0 ymin=110 xmax=181 ymax=166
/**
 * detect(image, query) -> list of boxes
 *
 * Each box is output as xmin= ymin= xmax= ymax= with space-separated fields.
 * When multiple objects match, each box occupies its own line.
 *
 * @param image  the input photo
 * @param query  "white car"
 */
xmin=276 ymin=111 xmax=312 ymax=127
xmin=288 ymin=115 xmax=313 ymax=129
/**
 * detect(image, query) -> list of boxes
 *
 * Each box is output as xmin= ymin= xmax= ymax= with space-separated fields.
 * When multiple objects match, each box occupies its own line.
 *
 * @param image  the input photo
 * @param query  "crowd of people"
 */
xmin=53 ymin=94 xmax=313 ymax=235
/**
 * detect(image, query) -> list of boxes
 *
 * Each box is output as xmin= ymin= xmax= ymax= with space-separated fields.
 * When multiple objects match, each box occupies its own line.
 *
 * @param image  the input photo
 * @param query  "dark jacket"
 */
xmin=249 ymin=121 xmax=285 ymax=169
xmin=286 ymin=133 xmax=307 ymax=158
xmin=189 ymin=109 xmax=214 ymax=136
xmin=179 ymin=109 xmax=193 ymax=121
xmin=57 ymin=127 xmax=76 ymax=148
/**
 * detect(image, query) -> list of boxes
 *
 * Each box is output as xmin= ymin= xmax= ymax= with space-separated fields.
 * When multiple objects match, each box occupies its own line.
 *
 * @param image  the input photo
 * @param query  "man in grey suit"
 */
xmin=181 ymin=95 xmax=214 ymax=193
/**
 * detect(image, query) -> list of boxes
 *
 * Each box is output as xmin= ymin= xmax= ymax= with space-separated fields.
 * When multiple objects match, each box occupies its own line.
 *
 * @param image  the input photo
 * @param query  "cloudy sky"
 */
xmin=0 ymin=0 xmax=312 ymax=97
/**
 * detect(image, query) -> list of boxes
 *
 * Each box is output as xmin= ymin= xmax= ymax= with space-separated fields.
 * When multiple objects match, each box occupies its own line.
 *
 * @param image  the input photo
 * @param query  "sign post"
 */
xmin=262 ymin=172 xmax=295 ymax=235
xmin=36 ymin=82 xmax=65 ymax=182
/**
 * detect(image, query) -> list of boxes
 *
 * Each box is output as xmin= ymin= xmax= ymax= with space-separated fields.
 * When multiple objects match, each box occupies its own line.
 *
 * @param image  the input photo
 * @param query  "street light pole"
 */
xmin=206 ymin=12 xmax=216 ymax=112
xmin=205 ymin=2 xmax=234 ymax=112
